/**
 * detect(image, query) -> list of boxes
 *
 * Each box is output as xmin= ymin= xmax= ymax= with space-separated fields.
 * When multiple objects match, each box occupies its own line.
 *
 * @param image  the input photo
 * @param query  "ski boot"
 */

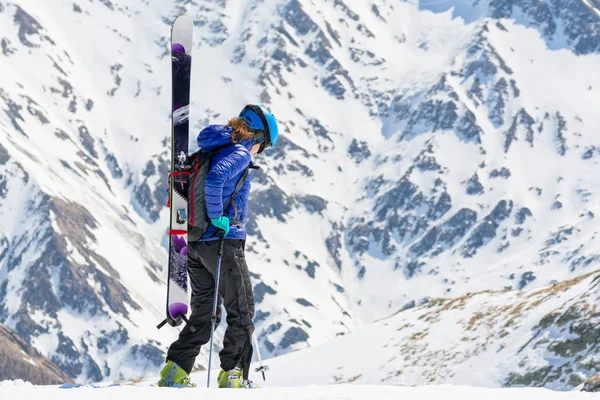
xmin=158 ymin=360 xmax=195 ymax=387
xmin=241 ymin=379 xmax=260 ymax=389
xmin=217 ymin=366 xmax=260 ymax=388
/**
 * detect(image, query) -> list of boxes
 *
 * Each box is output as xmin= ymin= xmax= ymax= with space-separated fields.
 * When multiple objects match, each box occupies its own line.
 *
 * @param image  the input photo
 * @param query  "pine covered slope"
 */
xmin=0 ymin=0 xmax=599 ymax=387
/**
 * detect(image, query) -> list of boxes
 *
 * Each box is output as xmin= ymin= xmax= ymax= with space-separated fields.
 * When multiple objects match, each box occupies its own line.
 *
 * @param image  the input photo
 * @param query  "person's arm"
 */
xmin=204 ymin=145 xmax=251 ymax=220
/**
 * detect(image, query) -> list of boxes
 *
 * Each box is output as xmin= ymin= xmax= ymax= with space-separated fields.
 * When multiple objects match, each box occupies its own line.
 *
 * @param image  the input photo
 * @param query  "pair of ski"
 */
xmin=156 ymin=14 xmax=193 ymax=333
xmin=157 ymin=15 xmax=268 ymax=386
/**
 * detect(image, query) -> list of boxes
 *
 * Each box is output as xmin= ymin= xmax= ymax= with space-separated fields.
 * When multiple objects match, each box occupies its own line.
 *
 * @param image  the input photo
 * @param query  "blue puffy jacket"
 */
xmin=197 ymin=125 xmax=254 ymax=241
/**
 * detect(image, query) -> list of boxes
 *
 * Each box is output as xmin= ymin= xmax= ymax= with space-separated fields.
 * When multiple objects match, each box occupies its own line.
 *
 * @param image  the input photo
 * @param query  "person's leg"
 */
xmin=166 ymin=241 xmax=220 ymax=374
xmin=218 ymin=240 xmax=255 ymax=379
xmin=240 ymin=240 xmax=255 ymax=321
xmin=190 ymin=239 xmax=255 ymax=382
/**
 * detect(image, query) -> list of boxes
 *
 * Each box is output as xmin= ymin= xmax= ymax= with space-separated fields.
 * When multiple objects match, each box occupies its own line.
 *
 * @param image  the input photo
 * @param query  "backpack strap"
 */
xmin=186 ymin=148 xmax=219 ymax=170
xmin=223 ymin=167 xmax=249 ymax=226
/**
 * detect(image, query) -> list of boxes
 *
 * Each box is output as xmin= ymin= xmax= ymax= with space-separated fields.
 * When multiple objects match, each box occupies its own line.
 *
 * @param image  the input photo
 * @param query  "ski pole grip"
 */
xmin=217 ymin=230 xmax=225 ymax=256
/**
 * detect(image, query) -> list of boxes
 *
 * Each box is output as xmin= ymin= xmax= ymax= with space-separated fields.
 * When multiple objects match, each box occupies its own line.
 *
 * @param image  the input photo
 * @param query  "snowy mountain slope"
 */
xmin=344 ymin=12 xmax=600 ymax=321
xmin=0 ymin=0 xmax=194 ymax=383
xmin=1 ymin=0 xmax=600 ymax=387
xmin=234 ymin=0 xmax=600 ymax=328
xmin=416 ymin=0 xmax=600 ymax=54
xmin=5 ymin=269 xmax=600 ymax=392
xmin=230 ymin=268 xmax=600 ymax=391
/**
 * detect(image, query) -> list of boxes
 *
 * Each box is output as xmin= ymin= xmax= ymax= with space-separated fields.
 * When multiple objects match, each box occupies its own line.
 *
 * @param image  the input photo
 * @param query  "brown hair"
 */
xmin=228 ymin=117 xmax=255 ymax=144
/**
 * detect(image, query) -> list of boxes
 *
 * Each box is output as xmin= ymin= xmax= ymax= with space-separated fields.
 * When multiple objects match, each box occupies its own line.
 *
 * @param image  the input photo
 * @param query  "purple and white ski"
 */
xmin=160 ymin=14 xmax=193 ymax=329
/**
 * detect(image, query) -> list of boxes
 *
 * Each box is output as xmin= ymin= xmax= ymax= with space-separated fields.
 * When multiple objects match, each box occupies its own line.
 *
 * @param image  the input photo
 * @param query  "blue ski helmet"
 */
xmin=239 ymin=104 xmax=279 ymax=153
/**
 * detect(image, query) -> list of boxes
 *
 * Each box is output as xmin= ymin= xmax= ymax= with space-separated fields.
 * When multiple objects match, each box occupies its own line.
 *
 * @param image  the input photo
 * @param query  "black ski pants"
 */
xmin=166 ymin=239 xmax=255 ymax=378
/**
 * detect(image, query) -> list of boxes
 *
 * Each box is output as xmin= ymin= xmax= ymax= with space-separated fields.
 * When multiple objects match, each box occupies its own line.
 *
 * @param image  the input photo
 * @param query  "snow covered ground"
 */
xmin=0 ymin=381 xmax=591 ymax=400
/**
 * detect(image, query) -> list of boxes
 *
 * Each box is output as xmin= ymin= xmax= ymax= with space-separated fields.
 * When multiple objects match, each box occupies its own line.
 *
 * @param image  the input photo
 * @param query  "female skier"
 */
xmin=158 ymin=104 xmax=279 ymax=388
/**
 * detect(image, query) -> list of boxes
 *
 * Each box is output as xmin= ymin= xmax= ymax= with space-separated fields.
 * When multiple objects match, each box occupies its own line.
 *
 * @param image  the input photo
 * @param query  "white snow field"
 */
xmin=0 ymin=380 xmax=593 ymax=400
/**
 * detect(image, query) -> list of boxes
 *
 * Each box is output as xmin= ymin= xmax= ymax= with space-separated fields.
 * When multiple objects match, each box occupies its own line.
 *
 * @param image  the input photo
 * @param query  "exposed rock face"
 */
xmin=0 ymin=324 xmax=73 ymax=385
xmin=583 ymin=373 xmax=600 ymax=392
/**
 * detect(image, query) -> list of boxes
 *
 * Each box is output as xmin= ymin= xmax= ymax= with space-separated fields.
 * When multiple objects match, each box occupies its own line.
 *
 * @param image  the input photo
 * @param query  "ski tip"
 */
xmin=172 ymin=43 xmax=185 ymax=53
xmin=169 ymin=302 xmax=189 ymax=320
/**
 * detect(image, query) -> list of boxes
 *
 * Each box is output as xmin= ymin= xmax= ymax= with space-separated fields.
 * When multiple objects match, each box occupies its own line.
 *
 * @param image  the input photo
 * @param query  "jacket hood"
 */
xmin=197 ymin=124 xmax=255 ymax=152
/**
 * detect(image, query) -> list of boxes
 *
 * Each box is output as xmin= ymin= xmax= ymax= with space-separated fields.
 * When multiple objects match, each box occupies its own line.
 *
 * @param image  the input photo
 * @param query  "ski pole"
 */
xmin=252 ymin=331 xmax=269 ymax=381
xmin=207 ymin=230 xmax=226 ymax=388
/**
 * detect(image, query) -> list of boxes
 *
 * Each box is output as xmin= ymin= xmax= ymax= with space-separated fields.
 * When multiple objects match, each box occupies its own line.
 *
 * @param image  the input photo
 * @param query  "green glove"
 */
xmin=211 ymin=216 xmax=230 ymax=236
